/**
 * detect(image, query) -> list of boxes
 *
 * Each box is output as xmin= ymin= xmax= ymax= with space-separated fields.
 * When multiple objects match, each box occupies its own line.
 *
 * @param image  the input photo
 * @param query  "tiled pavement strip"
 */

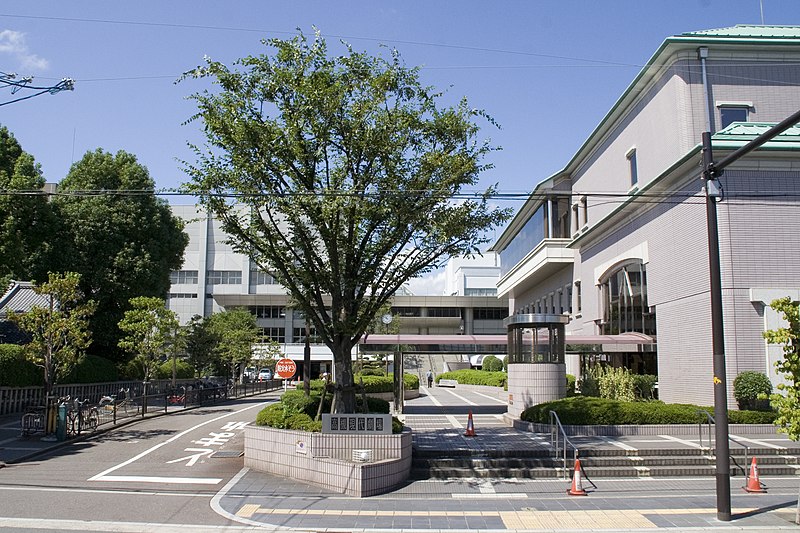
xmin=216 ymin=387 xmax=800 ymax=531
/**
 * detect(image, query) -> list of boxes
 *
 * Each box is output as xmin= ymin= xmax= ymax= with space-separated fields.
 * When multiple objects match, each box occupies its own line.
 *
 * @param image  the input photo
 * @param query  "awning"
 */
xmin=359 ymin=332 xmax=654 ymax=346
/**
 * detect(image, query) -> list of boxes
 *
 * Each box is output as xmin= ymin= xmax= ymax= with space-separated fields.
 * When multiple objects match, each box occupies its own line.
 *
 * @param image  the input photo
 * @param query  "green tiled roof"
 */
xmin=682 ymin=25 xmax=800 ymax=38
xmin=714 ymin=122 xmax=800 ymax=140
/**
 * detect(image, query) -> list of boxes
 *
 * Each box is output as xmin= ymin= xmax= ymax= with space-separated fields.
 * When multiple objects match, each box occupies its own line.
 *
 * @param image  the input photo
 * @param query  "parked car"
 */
xmin=258 ymin=369 xmax=273 ymax=381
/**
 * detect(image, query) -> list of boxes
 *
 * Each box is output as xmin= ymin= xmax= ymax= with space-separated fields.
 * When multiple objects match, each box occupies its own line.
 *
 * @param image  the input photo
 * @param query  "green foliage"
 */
xmin=53 ymin=149 xmax=188 ymax=361
xmin=0 ymin=127 xmax=58 ymax=283
xmin=118 ymin=296 xmax=179 ymax=382
xmin=9 ymin=272 xmax=96 ymax=394
xmin=184 ymin=315 xmax=218 ymax=377
xmin=436 ymin=369 xmax=507 ymax=388
xmin=565 ymin=374 xmax=576 ymax=397
xmin=354 ymin=373 xmax=419 ymax=393
xmin=481 ymin=355 xmax=503 ymax=372
xmin=61 ymin=354 xmax=118 ymax=383
xmin=0 ymin=344 xmax=41 ymax=386
xmin=521 ymin=396 xmax=777 ymax=425
xmin=631 ymin=374 xmax=658 ymax=400
xmin=764 ymin=297 xmax=800 ymax=440
xmin=156 ymin=359 xmax=195 ymax=380
xmin=209 ymin=308 xmax=260 ymax=377
xmin=578 ymin=366 xmax=651 ymax=402
xmin=404 ymin=373 xmax=420 ymax=391
xmin=360 ymin=366 xmax=386 ymax=376
xmin=357 ymin=395 xmax=390 ymax=413
xmin=502 ymin=355 xmax=508 ymax=372
xmin=280 ymin=389 xmax=319 ymax=417
xmin=733 ymin=371 xmax=772 ymax=411
xmin=392 ymin=416 xmax=404 ymax=434
xmin=256 ymin=403 xmax=321 ymax=430
xmin=181 ymin=31 xmax=510 ymax=413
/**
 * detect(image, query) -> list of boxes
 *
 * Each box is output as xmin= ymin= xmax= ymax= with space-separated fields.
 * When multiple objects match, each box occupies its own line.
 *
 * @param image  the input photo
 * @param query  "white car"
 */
xmin=258 ymin=369 xmax=273 ymax=381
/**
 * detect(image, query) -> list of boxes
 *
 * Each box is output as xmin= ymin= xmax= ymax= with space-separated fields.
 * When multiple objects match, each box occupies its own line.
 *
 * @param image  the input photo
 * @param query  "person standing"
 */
xmin=426 ymin=370 xmax=433 ymax=388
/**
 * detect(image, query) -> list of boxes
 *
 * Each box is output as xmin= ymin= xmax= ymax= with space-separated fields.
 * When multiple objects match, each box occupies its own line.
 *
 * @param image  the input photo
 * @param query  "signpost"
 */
xmin=275 ymin=358 xmax=297 ymax=392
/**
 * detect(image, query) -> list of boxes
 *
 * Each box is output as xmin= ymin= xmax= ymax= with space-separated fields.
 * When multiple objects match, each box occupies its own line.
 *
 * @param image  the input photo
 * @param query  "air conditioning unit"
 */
xmin=352 ymin=449 xmax=373 ymax=463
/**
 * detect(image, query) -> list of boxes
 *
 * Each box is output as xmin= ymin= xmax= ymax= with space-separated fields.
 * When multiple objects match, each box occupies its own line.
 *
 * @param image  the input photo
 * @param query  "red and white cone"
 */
xmin=464 ymin=410 xmax=476 ymax=437
xmin=744 ymin=457 xmax=767 ymax=493
xmin=567 ymin=458 xmax=588 ymax=496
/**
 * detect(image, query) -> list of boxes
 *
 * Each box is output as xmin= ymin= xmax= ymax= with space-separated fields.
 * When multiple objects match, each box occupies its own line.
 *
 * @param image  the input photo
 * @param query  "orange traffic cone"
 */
xmin=744 ymin=457 xmax=767 ymax=493
xmin=567 ymin=458 xmax=588 ymax=496
xmin=464 ymin=410 xmax=476 ymax=437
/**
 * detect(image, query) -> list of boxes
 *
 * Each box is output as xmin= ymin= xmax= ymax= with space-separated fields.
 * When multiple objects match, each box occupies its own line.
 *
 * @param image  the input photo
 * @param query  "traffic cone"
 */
xmin=744 ymin=457 xmax=767 ymax=493
xmin=566 ymin=458 xmax=588 ymax=496
xmin=464 ymin=410 xmax=476 ymax=437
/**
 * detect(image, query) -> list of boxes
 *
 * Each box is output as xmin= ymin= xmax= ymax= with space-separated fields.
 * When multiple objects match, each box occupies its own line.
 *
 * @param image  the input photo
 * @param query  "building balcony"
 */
xmin=497 ymin=239 xmax=574 ymax=298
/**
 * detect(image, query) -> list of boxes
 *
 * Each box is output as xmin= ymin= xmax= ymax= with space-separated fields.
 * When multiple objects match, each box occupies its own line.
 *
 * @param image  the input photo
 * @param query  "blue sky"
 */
xmin=1 ymin=1 xmax=799 ymax=290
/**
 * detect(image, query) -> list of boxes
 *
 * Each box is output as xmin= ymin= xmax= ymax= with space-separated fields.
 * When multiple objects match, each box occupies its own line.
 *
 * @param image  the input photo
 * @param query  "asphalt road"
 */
xmin=0 ymin=394 xmax=279 ymax=532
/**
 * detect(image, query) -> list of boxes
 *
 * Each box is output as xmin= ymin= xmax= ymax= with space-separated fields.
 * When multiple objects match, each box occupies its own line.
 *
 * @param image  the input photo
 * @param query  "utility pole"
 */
xmin=701 ymin=108 xmax=800 ymax=522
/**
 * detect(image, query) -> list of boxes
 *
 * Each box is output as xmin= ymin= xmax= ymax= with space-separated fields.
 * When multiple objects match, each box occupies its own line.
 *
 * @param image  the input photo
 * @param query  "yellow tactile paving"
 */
xmin=235 ymin=504 xmax=260 ymax=518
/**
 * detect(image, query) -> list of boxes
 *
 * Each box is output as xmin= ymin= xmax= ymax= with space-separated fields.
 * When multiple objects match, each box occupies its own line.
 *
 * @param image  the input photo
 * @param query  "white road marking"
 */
xmin=89 ymin=402 xmax=267 ymax=483
xmin=166 ymin=448 xmax=215 ymax=466
xmin=210 ymin=467 xmax=268 ymax=528
xmin=599 ymin=436 xmax=638 ymax=451
xmin=96 ymin=475 xmax=222 ymax=484
xmin=0 ymin=517 xmax=259 ymax=532
xmin=425 ymin=392 xmax=463 ymax=428
xmin=453 ymin=493 xmax=528 ymax=499
xmin=0 ymin=485 xmax=214 ymax=497
xmin=729 ymin=434 xmax=788 ymax=450
xmin=658 ymin=434 xmax=703 ymax=448
xmin=477 ymin=478 xmax=496 ymax=493
xmin=470 ymin=390 xmax=508 ymax=404
xmin=441 ymin=388 xmax=478 ymax=406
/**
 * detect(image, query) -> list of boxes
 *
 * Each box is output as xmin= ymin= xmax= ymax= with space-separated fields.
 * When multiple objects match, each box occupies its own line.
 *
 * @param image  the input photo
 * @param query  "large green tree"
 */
xmin=184 ymin=314 xmax=218 ymax=377
xmin=182 ymin=32 xmax=510 ymax=412
xmin=9 ymin=272 xmax=96 ymax=395
xmin=209 ymin=308 xmax=260 ymax=382
xmin=118 ymin=296 xmax=179 ymax=382
xmin=53 ymin=149 xmax=189 ymax=360
xmin=0 ymin=126 xmax=59 ymax=285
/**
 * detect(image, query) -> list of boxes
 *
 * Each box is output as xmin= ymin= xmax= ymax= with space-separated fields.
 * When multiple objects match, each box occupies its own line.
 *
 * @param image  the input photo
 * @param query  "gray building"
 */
xmin=491 ymin=25 xmax=800 ymax=408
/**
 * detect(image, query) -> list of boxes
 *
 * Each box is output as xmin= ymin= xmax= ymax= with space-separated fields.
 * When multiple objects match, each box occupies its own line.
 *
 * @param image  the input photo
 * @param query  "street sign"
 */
xmin=275 ymin=358 xmax=297 ymax=379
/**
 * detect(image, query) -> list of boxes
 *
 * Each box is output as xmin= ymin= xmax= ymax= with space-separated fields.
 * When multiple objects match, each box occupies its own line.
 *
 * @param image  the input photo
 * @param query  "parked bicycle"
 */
xmin=65 ymin=397 xmax=98 ymax=436
xmin=20 ymin=404 xmax=47 ymax=436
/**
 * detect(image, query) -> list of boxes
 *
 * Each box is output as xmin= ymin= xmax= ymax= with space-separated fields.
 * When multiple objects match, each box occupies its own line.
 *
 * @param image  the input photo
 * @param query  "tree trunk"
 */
xmin=332 ymin=337 xmax=356 ymax=413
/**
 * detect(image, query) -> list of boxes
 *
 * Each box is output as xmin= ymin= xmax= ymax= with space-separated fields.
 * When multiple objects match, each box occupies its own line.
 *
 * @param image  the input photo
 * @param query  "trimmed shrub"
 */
xmin=280 ymin=389 xmax=319 ymax=417
xmin=357 ymin=395 xmax=390 ymax=413
xmin=521 ymin=396 xmax=776 ymax=425
xmin=392 ymin=416 xmax=404 ymax=434
xmin=733 ymin=371 xmax=772 ymax=411
xmin=155 ymin=360 xmax=195 ymax=380
xmin=436 ymin=369 xmax=506 ymax=388
xmin=482 ymin=355 xmax=503 ymax=372
xmin=0 ymin=344 xmax=41 ymax=386
xmin=631 ymin=374 xmax=658 ymax=400
xmin=403 ymin=373 xmax=419 ymax=391
xmin=565 ymin=374 xmax=576 ymax=397
xmin=61 ymin=354 xmax=119 ymax=383
xmin=355 ymin=373 xmax=419 ymax=393
xmin=502 ymin=355 xmax=508 ymax=372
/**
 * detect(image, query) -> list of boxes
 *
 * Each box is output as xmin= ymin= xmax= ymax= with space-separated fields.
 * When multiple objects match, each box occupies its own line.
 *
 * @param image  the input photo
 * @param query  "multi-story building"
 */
xmin=491 ymin=25 xmax=800 ymax=408
xmin=167 ymin=205 xmax=508 ymax=377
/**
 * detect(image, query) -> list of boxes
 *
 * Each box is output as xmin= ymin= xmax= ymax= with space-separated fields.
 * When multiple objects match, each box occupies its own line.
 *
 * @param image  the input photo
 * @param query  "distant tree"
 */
xmin=9 ymin=272 xmax=95 ymax=395
xmin=764 ymin=297 xmax=800 ymax=439
xmin=53 ymin=149 xmax=189 ymax=361
xmin=118 ymin=296 xmax=179 ymax=382
xmin=182 ymin=31 xmax=510 ymax=412
xmin=209 ymin=309 xmax=260 ymax=382
xmin=0 ymin=125 xmax=59 ymax=285
xmin=184 ymin=315 xmax=218 ymax=377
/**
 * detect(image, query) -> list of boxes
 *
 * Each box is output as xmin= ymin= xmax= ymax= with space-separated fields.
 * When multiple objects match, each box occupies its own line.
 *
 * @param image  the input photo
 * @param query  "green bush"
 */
xmin=502 ymin=355 xmax=508 ymax=372
xmin=392 ymin=416 xmax=404 ymax=434
xmin=355 ymin=373 xmax=419 ymax=393
xmin=61 ymin=354 xmax=119 ymax=383
xmin=482 ymin=355 xmax=503 ymax=372
xmin=155 ymin=360 xmax=195 ymax=380
xmin=255 ymin=403 xmax=323 ymax=431
xmin=436 ymin=369 xmax=506 ymax=387
xmin=403 ymin=373 xmax=419 ymax=391
xmin=733 ymin=371 xmax=772 ymax=411
xmin=357 ymin=395 xmax=390 ymax=413
xmin=0 ymin=344 xmax=41 ymax=386
xmin=631 ymin=374 xmax=658 ymax=400
xmin=521 ymin=396 xmax=777 ymax=425
xmin=280 ymin=389 xmax=319 ymax=417
xmin=565 ymin=374 xmax=576 ymax=396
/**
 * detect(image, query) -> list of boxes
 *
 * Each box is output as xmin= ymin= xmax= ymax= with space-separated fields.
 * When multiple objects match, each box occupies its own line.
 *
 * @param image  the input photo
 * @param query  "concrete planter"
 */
xmin=366 ymin=389 xmax=420 ymax=402
xmin=511 ymin=418 xmax=780 ymax=436
xmin=244 ymin=425 xmax=412 ymax=497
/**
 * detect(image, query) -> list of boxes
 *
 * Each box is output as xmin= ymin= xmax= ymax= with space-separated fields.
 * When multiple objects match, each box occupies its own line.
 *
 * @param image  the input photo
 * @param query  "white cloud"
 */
xmin=0 ymin=30 xmax=48 ymax=71
xmin=405 ymin=269 xmax=446 ymax=296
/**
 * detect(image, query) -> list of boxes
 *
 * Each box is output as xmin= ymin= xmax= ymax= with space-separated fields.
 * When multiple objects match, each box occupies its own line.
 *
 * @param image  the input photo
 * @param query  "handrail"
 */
xmin=696 ymin=410 xmax=749 ymax=477
xmin=549 ymin=410 xmax=579 ymax=480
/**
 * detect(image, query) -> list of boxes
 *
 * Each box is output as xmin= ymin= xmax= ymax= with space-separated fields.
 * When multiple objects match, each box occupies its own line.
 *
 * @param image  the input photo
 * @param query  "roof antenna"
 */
xmin=760 ymin=0 xmax=765 ymax=25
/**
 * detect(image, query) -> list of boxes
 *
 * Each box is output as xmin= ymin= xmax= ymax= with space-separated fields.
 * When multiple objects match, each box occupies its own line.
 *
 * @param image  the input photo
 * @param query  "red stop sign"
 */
xmin=275 ymin=358 xmax=297 ymax=379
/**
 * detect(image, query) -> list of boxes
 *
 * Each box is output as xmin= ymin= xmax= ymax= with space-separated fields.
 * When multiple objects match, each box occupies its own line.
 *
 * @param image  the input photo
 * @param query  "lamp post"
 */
xmin=700 ymin=108 xmax=800 ymax=521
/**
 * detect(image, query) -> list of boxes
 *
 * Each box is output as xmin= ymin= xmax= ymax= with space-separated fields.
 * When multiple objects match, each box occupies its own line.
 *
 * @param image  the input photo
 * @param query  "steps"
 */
xmin=411 ymin=446 xmax=800 ymax=479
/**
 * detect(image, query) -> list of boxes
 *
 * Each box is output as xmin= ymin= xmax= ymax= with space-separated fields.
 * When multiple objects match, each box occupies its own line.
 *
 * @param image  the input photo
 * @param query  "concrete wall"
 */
xmin=244 ymin=425 xmax=412 ymax=497
xmin=507 ymin=363 xmax=565 ymax=418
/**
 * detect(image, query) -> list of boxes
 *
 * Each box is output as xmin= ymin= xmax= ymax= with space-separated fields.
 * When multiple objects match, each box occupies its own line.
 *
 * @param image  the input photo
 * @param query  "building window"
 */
xmin=581 ymin=196 xmax=588 ymax=228
xmin=549 ymin=293 xmax=555 ymax=314
xmin=392 ymin=307 xmax=421 ymax=317
xmin=566 ymin=284 xmax=573 ymax=314
xmin=259 ymin=327 xmax=285 ymax=344
xmin=557 ymin=289 xmax=564 ymax=314
xmin=626 ymin=148 xmax=638 ymax=187
xmin=427 ymin=307 xmax=461 ymax=318
xmin=464 ymin=288 xmax=497 ymax=296
xmin=474 ymin=308 xmax=506 ymax=320
xmin=293 ymin=327 xmax=322 ymax=344
xmin=206 ymin=270 xmax=242 ymax=285
xmin=249 ymin=306 xmax=286 ymax=319
xmin=167 ymin=293 xmax=197 ymax=299
xmin=249 ymin=270 xmax=276 ymax=285
xmin=719 ymin=104 xmax=749 ymax=129
xmin=170 ymin=270 xmax=198 ymax=284
xmin=575 ymin=281 xmax=582 ymax=314
xmin=599 ymin=261 xmax=655 ymax=336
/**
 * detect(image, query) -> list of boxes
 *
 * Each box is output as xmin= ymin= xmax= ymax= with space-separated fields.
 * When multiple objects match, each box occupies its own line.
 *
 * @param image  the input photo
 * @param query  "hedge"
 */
xmin=61 ymin=354 xmax=119 ymax=384
xmin=0 ymin=344 xmax=41 ymax=386
xmin=436 ymin=369 xmax=506 ymax=388
xmin=521 ymin=396 xmax=777 ymax=425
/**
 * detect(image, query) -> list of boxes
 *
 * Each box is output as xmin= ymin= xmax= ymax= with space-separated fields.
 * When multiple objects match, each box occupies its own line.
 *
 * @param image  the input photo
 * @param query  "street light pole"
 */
xmin=700 ymin=108 xmax=800 ymax=522
xmin=701 ymin=132 xmax=731 ymax=522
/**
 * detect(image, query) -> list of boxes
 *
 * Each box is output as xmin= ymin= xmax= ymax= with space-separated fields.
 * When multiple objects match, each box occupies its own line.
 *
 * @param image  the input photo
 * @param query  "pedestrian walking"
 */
xmin=426 ymin=370 xmax=433 ymax=388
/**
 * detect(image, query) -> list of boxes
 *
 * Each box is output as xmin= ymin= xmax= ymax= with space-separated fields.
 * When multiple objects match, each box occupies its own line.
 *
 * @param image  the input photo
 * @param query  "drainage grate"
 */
xmin=211 ymin=450 xmax=244 ymax=458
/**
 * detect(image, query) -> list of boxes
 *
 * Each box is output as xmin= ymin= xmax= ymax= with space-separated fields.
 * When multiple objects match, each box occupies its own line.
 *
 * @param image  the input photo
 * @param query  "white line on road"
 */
xmin=598 ymin=436 xmax=638 ymax=451
xmin=0 ymin=517 xmax=262 ymax=532
xmin=440 ymin=388 xmax=478 ymax=406
xmin=0 ymin=485 xmax=213 ymax=497
xmin=95 ymin=475 xmax=223 ymax=484
xmin=658 ymin=434 xmax=703 ymax=448
xmin=424 ymin=391 xmax=463 ymax=428
xmin=89 ymin=402 xmax=267 ymax=484
xmin=729 ymin=434 xmax=788 ymax=450
xmin=470 ymin=390 xmax=508 ymax=404
xmin=211 ymin=467 xmax=269 ymax=528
